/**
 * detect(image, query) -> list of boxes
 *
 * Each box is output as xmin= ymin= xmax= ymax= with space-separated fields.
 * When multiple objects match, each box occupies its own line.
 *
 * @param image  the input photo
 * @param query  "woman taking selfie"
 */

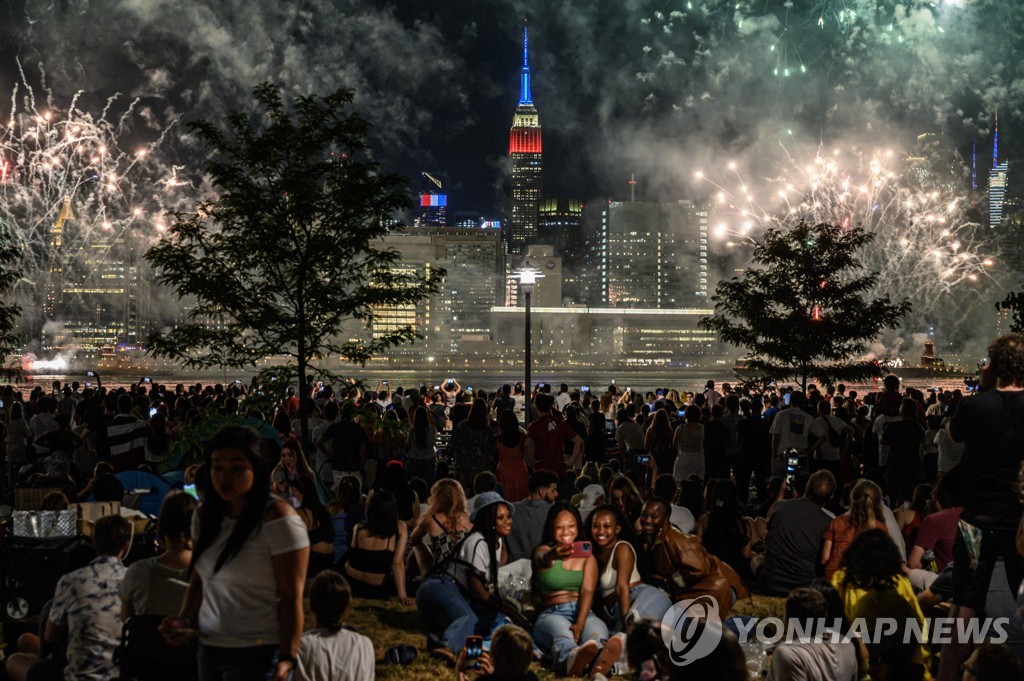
xmin=532 ymin=501 xmax=621 ymax=678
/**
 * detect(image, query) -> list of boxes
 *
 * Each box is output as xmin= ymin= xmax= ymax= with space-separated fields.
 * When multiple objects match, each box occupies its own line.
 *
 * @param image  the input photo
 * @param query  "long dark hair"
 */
xmin=498 ymin=410 xmax=523 ymax=449
xmin=540 ymin=501 xmax=583 ymax=546
xmin=471 ymin=501 xmax=509 ymax=596
xmin=703 ymin=479 xmax=750 ymax=550
xmin=363 ymin=490 xmax=400 ymax=539
xmin=467 ymin=398 xmax=489 ymax=430
xmin=192 ymin=425 xmax=272 ymax=574
xmin=413 ymin=407 xmax=430 ymax=449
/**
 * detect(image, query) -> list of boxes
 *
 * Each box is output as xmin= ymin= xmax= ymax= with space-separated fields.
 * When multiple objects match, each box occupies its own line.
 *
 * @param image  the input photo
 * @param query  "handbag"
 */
xmin=11 ymin=509 xmax=77 ymax=538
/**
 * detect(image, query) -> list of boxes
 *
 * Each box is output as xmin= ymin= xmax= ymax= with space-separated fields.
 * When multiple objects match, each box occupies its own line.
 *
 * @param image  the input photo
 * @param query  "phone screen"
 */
xmin=149 ymin=407 xmax=158 ymax=418
xmin=183 ymin=484 xmax=199 ymax=500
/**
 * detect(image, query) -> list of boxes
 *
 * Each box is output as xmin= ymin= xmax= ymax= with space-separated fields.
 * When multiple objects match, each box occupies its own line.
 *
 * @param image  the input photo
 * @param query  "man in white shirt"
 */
xmin=808 ymin=400 xmax=854 ymax=481
xmin=768 ymin=392 xmax=814 ymax=477
xmin=555 ymin=384 xmax=571 ymax=412
xmin=703 ymin=380 xmax=722 ymax=407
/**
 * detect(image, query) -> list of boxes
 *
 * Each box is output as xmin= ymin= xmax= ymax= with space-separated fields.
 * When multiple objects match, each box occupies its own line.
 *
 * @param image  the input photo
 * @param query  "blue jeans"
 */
xmin=533 ymin=601 xmax=609 ymax=668
xmin=607 ymin=584 xmax=672 ymax=632
xmin=416 ymin=573 xmax=500 ymax=652
xmin=198 ymin=643 xmax=278 ymax=681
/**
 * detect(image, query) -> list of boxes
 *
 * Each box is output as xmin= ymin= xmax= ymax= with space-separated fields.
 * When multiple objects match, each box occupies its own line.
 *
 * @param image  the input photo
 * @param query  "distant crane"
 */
xmin=422 ymin=172 xmax=443 ymax=190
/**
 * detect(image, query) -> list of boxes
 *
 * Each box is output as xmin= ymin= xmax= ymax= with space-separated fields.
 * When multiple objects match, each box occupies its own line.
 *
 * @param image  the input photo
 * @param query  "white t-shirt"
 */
xmin=295 ymin=627 xmax=375 ymax=681
xmin=871 ymin=414 xmax=901 ymax=467
xmin=768 ymin=408 xmax=814 ymax=454
xmin=809 ymin=415 xmax=851 ymax=461
xmin=555 ymin=392 xmax=571 ymax=412
xmin=768 ymin=638 xmax=858 ymax=681
xmin=193 ymin=505 xmax=309 ymax=647
xmin=446 ymin=531 xmax=502 ymax=592
xmin=935 ymin=428 xmax=965 ymax=473
xmin=670 ymin=504 xmax=696 ymax=534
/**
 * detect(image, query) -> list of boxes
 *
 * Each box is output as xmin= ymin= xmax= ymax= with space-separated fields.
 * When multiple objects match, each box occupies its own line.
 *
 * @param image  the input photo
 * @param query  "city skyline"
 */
xmin=0 ymin=2 xmax=1019 ymax=220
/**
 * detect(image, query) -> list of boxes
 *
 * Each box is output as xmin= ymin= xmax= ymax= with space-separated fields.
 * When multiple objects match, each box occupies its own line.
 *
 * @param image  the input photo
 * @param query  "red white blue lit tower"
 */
xmin=508 ymin=21 xmax=542 ymax=254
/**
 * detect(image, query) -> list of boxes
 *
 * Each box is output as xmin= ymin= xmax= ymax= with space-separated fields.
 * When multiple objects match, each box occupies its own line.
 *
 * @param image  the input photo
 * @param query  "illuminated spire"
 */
xmin=519 ymin=20 xmax=532 ymax=105
xmin=993 ymin=111 xmax=999 ymax=169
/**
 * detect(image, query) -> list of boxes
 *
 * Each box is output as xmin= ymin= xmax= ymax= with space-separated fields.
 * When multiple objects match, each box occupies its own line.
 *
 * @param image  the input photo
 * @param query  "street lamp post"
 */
xmin=515 ymin=264 xmax=543 ymax=428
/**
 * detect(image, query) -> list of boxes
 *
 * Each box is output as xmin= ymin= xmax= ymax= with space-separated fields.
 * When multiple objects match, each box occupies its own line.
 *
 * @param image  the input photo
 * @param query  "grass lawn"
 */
xmin=343 ymin=594 xmax=785 ymax=680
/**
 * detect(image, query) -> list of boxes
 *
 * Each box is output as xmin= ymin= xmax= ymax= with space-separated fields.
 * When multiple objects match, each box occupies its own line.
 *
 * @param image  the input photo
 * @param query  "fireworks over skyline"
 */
xmin=701 ymin=140 xmax=999 ymax=349
xmin=0 ymin=64 xmax=190 ymax=348
xmin=0 ymin=0 xmax=1019 ymax=359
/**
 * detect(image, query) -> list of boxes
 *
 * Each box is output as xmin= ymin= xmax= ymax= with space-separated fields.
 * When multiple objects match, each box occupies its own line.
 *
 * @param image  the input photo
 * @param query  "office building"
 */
xmin=990 ymin=113 xmax=1009 ymax=228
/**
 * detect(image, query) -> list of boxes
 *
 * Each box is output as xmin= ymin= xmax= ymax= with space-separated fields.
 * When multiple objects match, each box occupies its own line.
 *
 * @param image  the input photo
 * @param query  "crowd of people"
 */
xmin=4 ymin=334 xmax=1024 ymax=680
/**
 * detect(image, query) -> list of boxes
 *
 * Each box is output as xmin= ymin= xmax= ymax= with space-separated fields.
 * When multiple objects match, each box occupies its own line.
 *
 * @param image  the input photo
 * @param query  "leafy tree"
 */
xmin=0 ymin=239 xmax=21 ymax=373
xmin=146 ymin=83 xmax=443 ymax=444
xmin=996 ymin=290 xmax=1024 ymax=333
xmin=701 ymin=222 xmax=910 ymax=391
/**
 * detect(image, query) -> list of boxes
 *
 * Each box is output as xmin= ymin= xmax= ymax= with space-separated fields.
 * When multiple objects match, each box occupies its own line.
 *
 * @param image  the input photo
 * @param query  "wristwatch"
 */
xmin=278 ymin=653 xmax=298 ymax=667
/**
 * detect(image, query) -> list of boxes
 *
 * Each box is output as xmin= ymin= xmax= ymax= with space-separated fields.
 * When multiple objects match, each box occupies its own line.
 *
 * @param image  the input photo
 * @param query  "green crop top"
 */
xmin=537 ymin=559 xmax=585 ymax=594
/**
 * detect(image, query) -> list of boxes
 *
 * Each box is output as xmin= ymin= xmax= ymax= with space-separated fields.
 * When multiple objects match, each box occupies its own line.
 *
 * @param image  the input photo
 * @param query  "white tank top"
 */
xmin=598 ymin=540 xmax=643 ymax=598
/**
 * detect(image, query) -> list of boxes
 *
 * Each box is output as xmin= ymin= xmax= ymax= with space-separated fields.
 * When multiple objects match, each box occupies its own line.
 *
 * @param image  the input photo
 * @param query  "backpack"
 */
xmin=826 ymin=418 xmax=845 ymax=449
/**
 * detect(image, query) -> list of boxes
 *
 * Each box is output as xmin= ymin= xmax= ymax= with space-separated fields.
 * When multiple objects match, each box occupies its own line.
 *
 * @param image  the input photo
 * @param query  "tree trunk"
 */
xmin=297 ymin=340 xmax=311 ymax=456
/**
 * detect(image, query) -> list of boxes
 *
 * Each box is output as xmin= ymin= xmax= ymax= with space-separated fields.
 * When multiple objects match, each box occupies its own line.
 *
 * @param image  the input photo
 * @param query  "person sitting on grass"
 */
xmin=454 ymin=624 xmax=539 ymax=681
xmin=638 ymin=497 xmax=749 ymax=616
xmin=341 ymin=489 xmax=413 ymax=604
xmin=532 ymin=501 xmax=622 ymax=679
xmin=294 ymin=571 xmax=374 ymax=681
xmin=831 ymin=529 xmax=931 ymax=680
xmin=417 ymin=492 xmax=530 ymax=666
xmin=121 ymin=491 xmax=197 ymax=618
xmin=6 ymin=515 xmax=132 ymax=681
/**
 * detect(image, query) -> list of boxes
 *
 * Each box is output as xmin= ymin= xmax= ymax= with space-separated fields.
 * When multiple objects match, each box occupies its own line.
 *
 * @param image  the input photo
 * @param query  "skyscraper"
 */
xmin=592 ymin=200 xmax=708 ymax=309
xmin=508 ymin=21 xmax=542 ymax=255
xmin=990 ymin=113 xmax=1009 ymax=228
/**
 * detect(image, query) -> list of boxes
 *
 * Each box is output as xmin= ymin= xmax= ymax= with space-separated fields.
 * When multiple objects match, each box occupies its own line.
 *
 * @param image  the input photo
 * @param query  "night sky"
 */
xmin=2 ymin=0 xmax=1021 ymax=219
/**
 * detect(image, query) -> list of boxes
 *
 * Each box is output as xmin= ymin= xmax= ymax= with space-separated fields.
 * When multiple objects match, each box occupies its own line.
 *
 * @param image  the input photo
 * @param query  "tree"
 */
xmin=996 ymin=291 xmax=1024 ymax=333
xmin=0 ymin=238 xmax=21 ymax=373
xmin=146 ymin=83 xmax=443 ymax=445
xmin=700 ymin=222 xmax=910 ymax=391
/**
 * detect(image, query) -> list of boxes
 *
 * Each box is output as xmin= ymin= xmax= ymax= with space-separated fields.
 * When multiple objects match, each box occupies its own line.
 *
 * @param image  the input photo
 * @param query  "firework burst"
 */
xmin=700 ymin=144 xmax=996 ymax=335
xmin=0 ymin=65 xmax=189 ymax=349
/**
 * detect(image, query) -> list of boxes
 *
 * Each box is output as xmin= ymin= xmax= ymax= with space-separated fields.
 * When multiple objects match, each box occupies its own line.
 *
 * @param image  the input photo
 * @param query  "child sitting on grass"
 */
xmin=295 ymin=571 xmax=375 ymax=681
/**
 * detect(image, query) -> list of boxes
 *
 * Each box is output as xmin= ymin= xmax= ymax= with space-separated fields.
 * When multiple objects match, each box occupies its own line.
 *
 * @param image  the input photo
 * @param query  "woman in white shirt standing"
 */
xmin=161 ymin=425 xmax=310 ymax=681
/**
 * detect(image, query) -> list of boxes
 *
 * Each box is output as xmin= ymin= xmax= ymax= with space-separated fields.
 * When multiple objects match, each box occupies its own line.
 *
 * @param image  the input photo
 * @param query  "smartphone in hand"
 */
xmin=568 ymin=541 xmax=593 ymax=559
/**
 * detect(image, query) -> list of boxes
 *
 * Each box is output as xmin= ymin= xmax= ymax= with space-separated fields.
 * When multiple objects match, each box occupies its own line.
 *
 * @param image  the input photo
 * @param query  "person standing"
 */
xmin=526 ymin=394 xmax=583 ymax=480
xmin=406 ymin=407 xmax=438 ymax=485
xmin=495 ymin=410 xmax=531 ymax=502
xmin=939 ymin=334 xmax=1024 ymax=681
xmin=880 ymin=399 xmax=924 ymax=507
xmin=161 ymin=425 xmax=310 ymax=681
xmin=768 ymin=392 xmax=814 ymax=477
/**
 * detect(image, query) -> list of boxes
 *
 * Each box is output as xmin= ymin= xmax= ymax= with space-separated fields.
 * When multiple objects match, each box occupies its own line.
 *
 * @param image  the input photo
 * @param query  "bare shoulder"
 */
xmin=265 ymin=498 xmax=297 ymax=521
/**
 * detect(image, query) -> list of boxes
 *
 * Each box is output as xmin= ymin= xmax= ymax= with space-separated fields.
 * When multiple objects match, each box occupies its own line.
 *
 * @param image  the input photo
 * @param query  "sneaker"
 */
xmin=565 ymin=640 xmax=601 ymax=677
xmin=590 ymin=636 xmax=623 ymax=678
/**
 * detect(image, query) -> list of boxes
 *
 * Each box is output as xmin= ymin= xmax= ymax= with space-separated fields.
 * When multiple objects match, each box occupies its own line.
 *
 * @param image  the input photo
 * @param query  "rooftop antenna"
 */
xmin=629 ymin=173 xmax=637 ymax=203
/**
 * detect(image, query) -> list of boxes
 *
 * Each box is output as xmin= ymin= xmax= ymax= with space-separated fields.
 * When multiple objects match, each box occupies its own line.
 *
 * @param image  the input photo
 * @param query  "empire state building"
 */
xmin=508 ymin=22 xmax=542 ymax=255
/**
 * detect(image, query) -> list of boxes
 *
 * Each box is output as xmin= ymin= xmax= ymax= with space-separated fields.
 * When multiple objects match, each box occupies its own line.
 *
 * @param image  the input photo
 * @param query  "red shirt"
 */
xmin=914 ymin=507 xmax=962 ymax=572
xmin=527 ymin=414 xmax=577 ymax=478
